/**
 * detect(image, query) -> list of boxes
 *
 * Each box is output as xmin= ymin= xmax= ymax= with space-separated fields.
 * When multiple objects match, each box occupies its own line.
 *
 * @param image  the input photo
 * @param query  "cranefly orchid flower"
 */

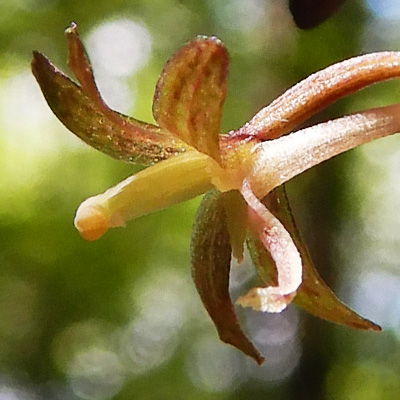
xmin=32 ymin=23 xmax=400 ymax=364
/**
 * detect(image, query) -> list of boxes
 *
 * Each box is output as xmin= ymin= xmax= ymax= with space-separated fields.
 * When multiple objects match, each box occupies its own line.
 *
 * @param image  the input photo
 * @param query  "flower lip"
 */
xmin=74 ymin=204 xmax=110 ymax=241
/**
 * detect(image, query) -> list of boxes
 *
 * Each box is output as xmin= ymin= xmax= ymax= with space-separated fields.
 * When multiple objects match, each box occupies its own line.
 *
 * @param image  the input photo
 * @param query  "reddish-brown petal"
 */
xmin=153 ymin=36 xmax=229 ymax=161
xmin=191 ymin=190 xmax=264 ymax=364
xmin=32 ymin=24 xmax=187 ymax=166
xmin=240 ymin=52 xmax=400 ymax=140
xmin=289 ymin=0 xmax=347 ymax=29
xmin=65 ymin=22 xmax=112 ymax=114
xmin=248 ymin=185 xmax=381 ymax=331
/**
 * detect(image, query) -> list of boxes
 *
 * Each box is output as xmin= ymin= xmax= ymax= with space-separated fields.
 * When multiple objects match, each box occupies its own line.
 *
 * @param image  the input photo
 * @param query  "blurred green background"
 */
xmin=2 ymin=0 xmax=400 ymax=399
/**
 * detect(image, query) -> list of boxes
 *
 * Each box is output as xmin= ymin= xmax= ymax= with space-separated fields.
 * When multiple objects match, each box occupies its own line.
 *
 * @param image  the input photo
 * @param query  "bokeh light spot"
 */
xmin=210 ymin=0 xmax=266 ymax=31
xmin=68 ymin=349 xmax=125 ymax=400
xmin=86 ymin=19 xmax=152 ymax=78
xmin=348 ymin=271 xmax=400 ymax=332
xmin=187 ymin=335 xmax=245 ymax=393
xmin=118 ymin=269 xmax=197 ymax=375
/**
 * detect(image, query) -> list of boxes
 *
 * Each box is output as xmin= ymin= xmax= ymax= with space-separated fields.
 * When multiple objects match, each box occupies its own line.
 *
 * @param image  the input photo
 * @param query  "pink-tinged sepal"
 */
xmin=243 ymin=52 xmax=400 ymax=141
xmin=248 ymin=103 xmax=400 ymax=200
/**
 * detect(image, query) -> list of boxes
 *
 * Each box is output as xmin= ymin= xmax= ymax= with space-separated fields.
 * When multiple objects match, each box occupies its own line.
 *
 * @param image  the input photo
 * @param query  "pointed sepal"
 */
xmin=248 ymin=185 xmax=381 ymax=331
xmin=191 ymin=190 xmax=264 ymax=364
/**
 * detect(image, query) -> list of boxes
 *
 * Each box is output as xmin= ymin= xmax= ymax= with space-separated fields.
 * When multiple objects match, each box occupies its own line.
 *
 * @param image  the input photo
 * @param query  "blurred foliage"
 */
xmin=2 ymin=0 xmax=400 ymax=399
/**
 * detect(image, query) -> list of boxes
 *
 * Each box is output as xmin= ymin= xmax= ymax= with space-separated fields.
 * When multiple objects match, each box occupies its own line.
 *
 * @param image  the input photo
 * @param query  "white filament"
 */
xmin=237 ymin=179 xmax=302 ymax=313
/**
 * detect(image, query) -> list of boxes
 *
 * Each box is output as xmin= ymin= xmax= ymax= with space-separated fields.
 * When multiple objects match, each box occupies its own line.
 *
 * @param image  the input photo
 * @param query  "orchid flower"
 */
xmin=32 ymin=23 xmax=400 ymax=364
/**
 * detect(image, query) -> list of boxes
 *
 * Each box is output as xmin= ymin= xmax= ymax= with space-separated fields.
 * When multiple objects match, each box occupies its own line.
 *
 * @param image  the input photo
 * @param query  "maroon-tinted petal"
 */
xmin=191 ymin=189 xmax=264 ymax=364
xmin=240 ymin=52 xmax=400 ymax=141
xmin=65 ymin=22 xmax=108 ymax=111
xmin=153 ymin=36 xmax=229 ymax=161
xmin=32 ymin=24 xmax=187 ymax=166
xmin=248 ymin=185 xmax=381 ymax=331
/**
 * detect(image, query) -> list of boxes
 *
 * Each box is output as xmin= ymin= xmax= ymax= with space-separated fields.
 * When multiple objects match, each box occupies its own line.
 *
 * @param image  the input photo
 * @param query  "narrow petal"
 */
xmin=289 ymin=0 xmax=347 ymax=29
xmin=248 ymin=186 xmax=380 ymax=330
xmin=32 ymin=25 xmax=186 ymax=166
xmin=191 ymin=190 xmax=264 ymax=364
xmin=65 ymin=22 xmax=107 ymax=110
xmin=153 ymin=36 xmax=229 ymax=161
xmin=237 ymin=180 xmax=302 ymax=313
xmin=250 ymin=104 xmax=400 ymax=199
xmin=240 ymin=52 xmax=400 ymax=140
xmin=75 ymin=151 xmax=214 ymax=241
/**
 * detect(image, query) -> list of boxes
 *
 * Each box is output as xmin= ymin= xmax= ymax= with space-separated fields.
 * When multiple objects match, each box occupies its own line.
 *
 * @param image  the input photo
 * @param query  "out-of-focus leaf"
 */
xmin=32 ymin=26 xmax=187 ymax=166
xmin=153 ymin=36 xmax=229 ymax=161
xmin=191 ymin=189 xmax=264 ymax=364
xmin=248 ymin=185 xmax=381 ymax=331
xmin=289 ymin=0 xmax=347 ymax=29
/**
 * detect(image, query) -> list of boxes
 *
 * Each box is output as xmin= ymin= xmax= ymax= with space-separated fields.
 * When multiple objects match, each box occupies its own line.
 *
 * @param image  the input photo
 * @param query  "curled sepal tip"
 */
xmin=238 ymin=180 xmax=302 ymax=313
xmin=191 ymin=190 xmax=264 ymax=365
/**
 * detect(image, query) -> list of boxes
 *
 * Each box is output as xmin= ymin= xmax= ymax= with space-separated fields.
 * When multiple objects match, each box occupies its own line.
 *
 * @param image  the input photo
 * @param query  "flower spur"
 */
xmin=32 ymin=23 xmax=400 ymax=364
